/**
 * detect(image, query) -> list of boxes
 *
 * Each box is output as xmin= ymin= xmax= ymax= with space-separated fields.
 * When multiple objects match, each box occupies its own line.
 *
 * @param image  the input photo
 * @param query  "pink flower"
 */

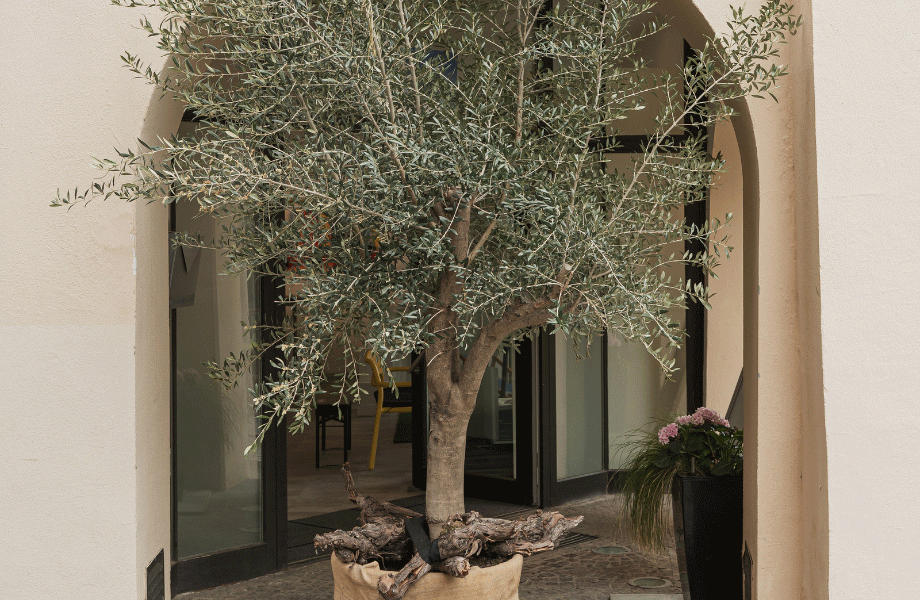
xmin=690 ymin=412 xmax=705 ymax=425
xmin=694 ymin=407 xmax=730 ymax=427
xmin=658 ymin=422 xmax=679 ymax=445
xmin=677 ymin=415 xmax=692 ymax=425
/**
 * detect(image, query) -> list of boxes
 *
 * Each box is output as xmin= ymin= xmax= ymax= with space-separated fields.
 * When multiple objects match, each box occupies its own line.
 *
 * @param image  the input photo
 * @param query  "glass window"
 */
xmin=173 ymin=199 xmax=263 ymax=559
xmin=555 ymin=333 xmax=604 ymax=480
xmin=607 ymin=331 xmax=686 ymax=469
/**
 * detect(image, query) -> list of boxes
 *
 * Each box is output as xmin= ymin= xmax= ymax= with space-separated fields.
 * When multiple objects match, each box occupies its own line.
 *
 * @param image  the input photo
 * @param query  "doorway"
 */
xmin=285 ymin=381 xmax=417 ymax=563
xmin=285 ymin=338 xmax=539 ymax=563
xmin=169 ymin=177 xmax=284 ymax=594
xmin=410 ymin=338 xmax=537 ymax=507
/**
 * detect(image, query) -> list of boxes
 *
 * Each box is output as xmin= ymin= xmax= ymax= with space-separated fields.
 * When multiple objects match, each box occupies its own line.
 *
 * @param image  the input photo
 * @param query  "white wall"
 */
xmin=812 ymin=2 xmax=920 ymax=598
xmin=0 ymin=1 xmax=178 ymax=598
xmin=12 ymin=1 xmax=920 ymax=599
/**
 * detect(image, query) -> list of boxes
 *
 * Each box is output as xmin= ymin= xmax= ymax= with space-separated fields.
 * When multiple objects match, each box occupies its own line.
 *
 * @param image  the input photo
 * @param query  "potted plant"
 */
xmin=619 ymin=407 xmax=743 ymax=599
xmin=55 ymin=0 xmax=797 ymax=597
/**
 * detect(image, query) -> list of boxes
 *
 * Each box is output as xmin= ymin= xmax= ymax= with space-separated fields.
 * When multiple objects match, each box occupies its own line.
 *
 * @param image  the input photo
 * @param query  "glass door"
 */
xmin=169 ymin=143 xmax=284 ymax=593
xmin=463 ymin=338 xmax=535 ymax=504
xmin=539 ymin=330 xmax=609 ymax=506
xmin=411 ymin=338 xmax=536 ymax=507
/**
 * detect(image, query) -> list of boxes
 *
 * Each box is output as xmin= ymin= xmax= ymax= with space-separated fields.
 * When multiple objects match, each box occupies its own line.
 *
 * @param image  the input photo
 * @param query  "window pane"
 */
xmin=555 ymin=333 xmax=604 ymax=480
xmin=607 ymin=331 xmax=686 ymax=469
xmin=174 ymin=201 xmax=262 ymax=559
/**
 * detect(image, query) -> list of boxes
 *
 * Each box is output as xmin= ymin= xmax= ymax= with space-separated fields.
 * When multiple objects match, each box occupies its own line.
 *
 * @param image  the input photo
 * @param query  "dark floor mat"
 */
xmin=288 ymin=521 xmax=336 ymax=548
xmin=386 ymin=494 xmax=426 ymax=511
xmin=555 ymin=531 xmax=599 ymax=549
xmin=388 ymin=494 xmax=532 ymax=519
xmin=393 ymin=412 xmax=413 ymax=443
xmin=293 ymin=506 xmax=362 ymax=530
xmin=287 ymin=522 xmax=340 ymax=564
xmin=288 ymin=542 xmax=330 ymax=564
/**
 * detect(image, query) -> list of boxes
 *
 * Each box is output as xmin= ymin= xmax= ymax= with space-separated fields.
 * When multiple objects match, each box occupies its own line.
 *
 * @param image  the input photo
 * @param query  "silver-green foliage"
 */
xmin=55 ymin=0 xmax=799 ymax=444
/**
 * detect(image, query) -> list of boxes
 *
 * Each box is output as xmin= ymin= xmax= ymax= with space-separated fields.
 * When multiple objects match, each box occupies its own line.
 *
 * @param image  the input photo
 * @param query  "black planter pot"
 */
xmin=671 ymin=474 xmax=743 ymax=600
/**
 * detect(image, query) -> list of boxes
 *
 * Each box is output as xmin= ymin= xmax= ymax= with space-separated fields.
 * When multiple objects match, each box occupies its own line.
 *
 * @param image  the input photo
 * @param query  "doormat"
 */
xmin=393 ymin=412 xmax=412 ymax=443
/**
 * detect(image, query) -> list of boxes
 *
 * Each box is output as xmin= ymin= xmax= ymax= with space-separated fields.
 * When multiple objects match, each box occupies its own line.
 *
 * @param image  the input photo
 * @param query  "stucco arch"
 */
xmin=128 ymin=3 xmax=828 ymax=598
xmin=134 ymin=64 xmax=186 ymax=599
xmin=657 ymin=1 xmax=826 ymax=599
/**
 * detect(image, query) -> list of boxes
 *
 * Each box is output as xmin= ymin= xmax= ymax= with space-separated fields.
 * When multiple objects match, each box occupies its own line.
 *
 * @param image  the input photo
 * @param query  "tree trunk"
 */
xmin=425 ymin=381 xmax=472 ymax=527
xmin=423 ymin=303 xmax=543 ymax=527
xmin=422 ymin=247 xmax=550 ymax=527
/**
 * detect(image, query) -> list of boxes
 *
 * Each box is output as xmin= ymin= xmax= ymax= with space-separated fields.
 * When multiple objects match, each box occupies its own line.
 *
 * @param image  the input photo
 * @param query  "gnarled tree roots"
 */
xmin=314 ymin=464 xmax=583 ymax=600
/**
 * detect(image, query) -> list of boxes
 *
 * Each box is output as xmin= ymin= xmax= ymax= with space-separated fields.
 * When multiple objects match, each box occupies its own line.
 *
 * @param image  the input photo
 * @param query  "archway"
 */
xmin=652 ymin=1 xmax=827 ymax=598
xmin=128 ymin=2 xmax=827 ymax=597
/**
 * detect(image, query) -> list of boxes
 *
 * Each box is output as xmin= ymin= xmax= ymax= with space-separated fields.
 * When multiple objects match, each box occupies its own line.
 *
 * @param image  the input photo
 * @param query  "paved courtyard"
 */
xmin=177 ymin=495 xmax=683 ymax=600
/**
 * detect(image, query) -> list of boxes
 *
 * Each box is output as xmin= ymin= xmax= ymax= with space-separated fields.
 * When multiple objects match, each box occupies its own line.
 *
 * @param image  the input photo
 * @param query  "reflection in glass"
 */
xmin=465 ymin=344 xmax=517 ymax=479
xmin=555 ymin=333 xmax=604 ymax=480
xmin=174 ymin=200 xmax=263 ymax=559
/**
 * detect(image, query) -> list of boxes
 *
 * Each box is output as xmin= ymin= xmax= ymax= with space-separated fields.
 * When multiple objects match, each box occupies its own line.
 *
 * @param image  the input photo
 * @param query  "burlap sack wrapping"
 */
xmin=331 ymin=553 xmax=523 ymax=600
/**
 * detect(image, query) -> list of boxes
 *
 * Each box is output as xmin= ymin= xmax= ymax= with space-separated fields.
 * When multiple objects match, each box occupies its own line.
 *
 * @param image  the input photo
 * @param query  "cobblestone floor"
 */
xmin=177 ymin=495 xmax=681 ymax=600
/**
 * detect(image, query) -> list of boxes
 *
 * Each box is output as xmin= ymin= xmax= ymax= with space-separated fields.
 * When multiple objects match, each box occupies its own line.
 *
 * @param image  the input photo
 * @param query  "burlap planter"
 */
xmin=330 ymin=553 xmax=523 ymax=600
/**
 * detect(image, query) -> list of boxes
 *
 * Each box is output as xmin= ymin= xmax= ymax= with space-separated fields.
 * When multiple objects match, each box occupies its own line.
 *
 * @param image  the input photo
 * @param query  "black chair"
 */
xmin=315 ymin=401 xmax=351 ymax=468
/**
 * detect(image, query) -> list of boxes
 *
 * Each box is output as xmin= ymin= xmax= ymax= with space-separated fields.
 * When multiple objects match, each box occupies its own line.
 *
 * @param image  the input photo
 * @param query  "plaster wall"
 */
xmin=811 ymin=2 xmax=920 ymax=598
xmin=659 ymin=2 xmax=811 ymax=598
xmin=705 ymin=121 xmax=744 ymax=417
xmin=0 ymin=1 xmax=177 ymax=598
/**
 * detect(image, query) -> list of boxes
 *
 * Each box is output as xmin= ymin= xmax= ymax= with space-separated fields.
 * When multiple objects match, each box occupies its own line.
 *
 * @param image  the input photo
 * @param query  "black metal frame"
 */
xmin=411 ymin=339 xmax=536 ymax=506
xmin=465 ymin=338 xmax=535 ymax=505
xmin=411 ymin=352 xmax=427 ymax=491
xmin=683 ymin=39 xmax=710 ymax=414
xmin=537 ymin=330 xmax=611 ymax=507
xmin=168 ymin=201 xmax=287 ymax=596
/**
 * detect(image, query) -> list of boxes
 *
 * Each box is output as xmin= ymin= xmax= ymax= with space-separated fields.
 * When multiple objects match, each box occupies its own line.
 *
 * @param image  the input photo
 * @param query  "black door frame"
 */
xmin=537 ymin=40 xmax=711 ymax=506
xmin=683 ymin=38 xmax=711 ymax=414
xmin=538 ymin=330 xmax=611 ymax=507
xmin=411 ymin=338 xmax=536 ymax=507
xmin=168 ymin=200 xmax=287 ymax=596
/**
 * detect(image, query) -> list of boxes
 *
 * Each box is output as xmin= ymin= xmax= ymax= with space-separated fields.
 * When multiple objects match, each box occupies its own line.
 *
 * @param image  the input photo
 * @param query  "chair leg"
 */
xmin=369 ymin=391 xmax=384 ymax=471
xmin=341 ymin=406 xmax=349 ymax=464
xmin=315 ymin=413 xmax=321 ymax=469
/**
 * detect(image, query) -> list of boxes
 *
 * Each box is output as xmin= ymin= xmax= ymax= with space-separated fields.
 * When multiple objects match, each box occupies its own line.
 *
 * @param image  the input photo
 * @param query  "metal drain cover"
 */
xmin=609 ymin=595 xmax=683 ymax=600
xmin=555 ymin=532 xmax=599 ymax=549
xmin=628 ymin=577 xmax=672 ymax=589
xmin=592 ymin=545 xmax=630 ymax=555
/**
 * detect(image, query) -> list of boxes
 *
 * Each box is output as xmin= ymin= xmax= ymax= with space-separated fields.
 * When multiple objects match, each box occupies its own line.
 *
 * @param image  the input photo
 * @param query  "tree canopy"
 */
xmin=56 ymin=0 xmax=799 ymax=459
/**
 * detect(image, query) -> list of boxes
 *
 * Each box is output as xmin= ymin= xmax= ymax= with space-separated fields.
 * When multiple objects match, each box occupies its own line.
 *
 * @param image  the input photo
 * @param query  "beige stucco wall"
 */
xmin=811 ymin=2 xmax=920 ymax=598
xmin=705 ymin=120 xmax=744 ymax=417
xmin=0 ymin=1 xmax=178 ymax=599
xmin=658 ymin=1 xmax=832 ymax=598
xmin=18 ymin=1 xmax=920 ymax=599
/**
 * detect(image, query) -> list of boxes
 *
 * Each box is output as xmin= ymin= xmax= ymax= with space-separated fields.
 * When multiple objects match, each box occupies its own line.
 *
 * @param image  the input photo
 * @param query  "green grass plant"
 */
xmin=618 ymin=408 xmax=742 ymax=551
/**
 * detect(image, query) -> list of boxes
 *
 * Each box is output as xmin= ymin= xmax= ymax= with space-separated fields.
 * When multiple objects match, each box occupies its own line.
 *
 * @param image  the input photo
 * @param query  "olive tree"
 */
xmin=56 ymin=0 xmax=799 ymax=525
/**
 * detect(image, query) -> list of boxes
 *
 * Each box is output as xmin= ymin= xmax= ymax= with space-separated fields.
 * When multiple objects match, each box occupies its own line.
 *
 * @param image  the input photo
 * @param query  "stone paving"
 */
xmin=177 ymin=495 xmax=682 ymax=600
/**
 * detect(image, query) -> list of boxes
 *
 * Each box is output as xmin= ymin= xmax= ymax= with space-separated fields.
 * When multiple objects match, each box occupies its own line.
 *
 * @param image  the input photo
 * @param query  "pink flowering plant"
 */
xmin=618 ymin=407 xmax=742 ymax=550
xmin=654 ymin=407 xmax=742 ymax=476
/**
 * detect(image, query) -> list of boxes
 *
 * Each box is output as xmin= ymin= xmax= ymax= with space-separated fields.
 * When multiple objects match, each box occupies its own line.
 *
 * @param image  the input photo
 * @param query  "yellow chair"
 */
xmin=364 ymin=351 xmax=413 ymax=470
